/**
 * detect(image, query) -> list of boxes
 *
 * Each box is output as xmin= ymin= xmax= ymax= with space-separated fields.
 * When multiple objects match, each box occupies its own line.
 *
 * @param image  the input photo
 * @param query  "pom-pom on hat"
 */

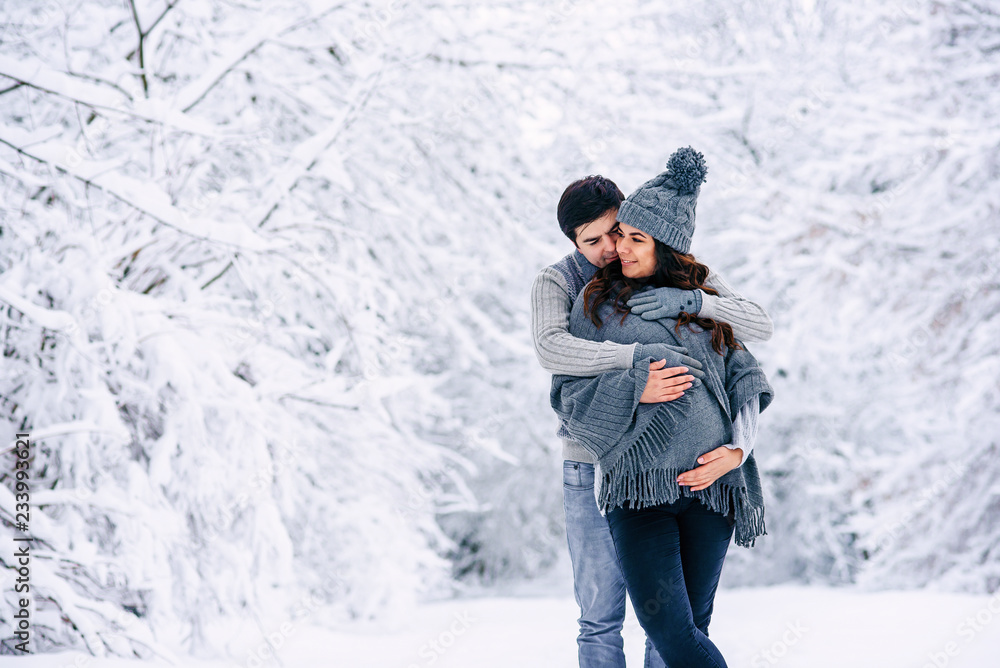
xmin=616 ymin=147 xmax=708 ymax=254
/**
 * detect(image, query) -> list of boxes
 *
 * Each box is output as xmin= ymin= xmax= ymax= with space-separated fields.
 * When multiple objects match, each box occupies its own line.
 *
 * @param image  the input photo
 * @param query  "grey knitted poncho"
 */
xmin=550 ymin=289 xmax=774 ymax=547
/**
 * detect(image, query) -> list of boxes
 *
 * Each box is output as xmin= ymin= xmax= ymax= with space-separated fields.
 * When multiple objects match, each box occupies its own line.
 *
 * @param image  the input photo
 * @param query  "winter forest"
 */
xmin=1 ymin=0 xmax=999 ymax=665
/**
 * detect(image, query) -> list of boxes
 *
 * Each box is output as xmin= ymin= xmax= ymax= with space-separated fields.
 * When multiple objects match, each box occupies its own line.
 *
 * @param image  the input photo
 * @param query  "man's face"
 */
xmin=573 ymin=209 xmax=620 ymax=268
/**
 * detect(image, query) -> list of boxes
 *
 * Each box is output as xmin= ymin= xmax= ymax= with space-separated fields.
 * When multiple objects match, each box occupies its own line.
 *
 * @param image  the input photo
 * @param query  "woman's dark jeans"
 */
xmin=606 ymin=496 xmax=735 ymax=668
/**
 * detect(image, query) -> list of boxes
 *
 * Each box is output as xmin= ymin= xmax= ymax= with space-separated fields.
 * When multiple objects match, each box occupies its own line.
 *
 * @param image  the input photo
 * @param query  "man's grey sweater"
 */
xmin=531 ymin=250 xmax=773 ymax=463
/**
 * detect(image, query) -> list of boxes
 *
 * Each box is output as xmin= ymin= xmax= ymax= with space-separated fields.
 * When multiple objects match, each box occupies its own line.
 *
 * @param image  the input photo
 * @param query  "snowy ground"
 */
xmin=15 ymin=581 xmax=1000 ymax=668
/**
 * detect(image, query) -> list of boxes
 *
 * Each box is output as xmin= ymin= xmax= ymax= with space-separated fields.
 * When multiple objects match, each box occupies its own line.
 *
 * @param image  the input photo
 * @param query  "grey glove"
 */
xmin=634 ymin=342 xmax=705 ymax=380
xmin=628 ymin=287 xmax=703 ymax=321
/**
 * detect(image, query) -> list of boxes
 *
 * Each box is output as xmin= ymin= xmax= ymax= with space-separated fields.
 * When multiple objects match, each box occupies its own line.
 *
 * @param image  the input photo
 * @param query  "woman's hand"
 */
xmin=676 ymin=446 xmax=743 ymax=492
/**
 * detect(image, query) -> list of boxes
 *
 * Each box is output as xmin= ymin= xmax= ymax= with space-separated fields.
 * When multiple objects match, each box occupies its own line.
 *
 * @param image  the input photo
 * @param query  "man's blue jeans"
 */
xmin=606 ymin=496 xmax=734 ymax=668
xmin=563 ymin=461 xmax=666 ymax=668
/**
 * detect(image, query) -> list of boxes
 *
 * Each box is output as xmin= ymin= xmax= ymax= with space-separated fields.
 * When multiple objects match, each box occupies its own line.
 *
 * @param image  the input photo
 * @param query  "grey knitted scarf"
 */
xmin=550 ymin=289 xmax=774 ymax=547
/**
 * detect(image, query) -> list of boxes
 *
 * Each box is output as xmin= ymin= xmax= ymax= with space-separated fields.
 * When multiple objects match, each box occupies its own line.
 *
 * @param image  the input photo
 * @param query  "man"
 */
xmin=530 ymin=175 xmax=773 ymax=668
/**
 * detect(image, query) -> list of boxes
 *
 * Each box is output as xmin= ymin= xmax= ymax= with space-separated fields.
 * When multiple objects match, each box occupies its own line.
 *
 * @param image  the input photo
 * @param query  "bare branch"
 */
xmin=126 ymin=0 xmax=149 ymax=96
xmin=175 ymin=3 xmax=345 ymax=113
xmin=0 ymin=129 xmax=273 ymax=252
xmin=0 ymin=82 xmax=25 ymax=96
xmin=0 ymin=55 xmax=215 ymax=135
xmin=200 ymin=260 xmax=233 ymax=290
xmin=254 ymin=71 xmax=380 ymax=228
xmin=125 ymin=1 xmax=182 ymax=61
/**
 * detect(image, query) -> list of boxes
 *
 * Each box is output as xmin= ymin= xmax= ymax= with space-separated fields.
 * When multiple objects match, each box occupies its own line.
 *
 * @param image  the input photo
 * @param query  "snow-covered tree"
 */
xmin=1 ymin=0 xmax=997 ymax=659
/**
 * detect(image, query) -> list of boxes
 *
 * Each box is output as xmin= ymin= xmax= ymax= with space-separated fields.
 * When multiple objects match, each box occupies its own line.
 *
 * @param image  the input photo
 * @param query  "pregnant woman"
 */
xmin=551 ymin=147 xmax=774 ymax=667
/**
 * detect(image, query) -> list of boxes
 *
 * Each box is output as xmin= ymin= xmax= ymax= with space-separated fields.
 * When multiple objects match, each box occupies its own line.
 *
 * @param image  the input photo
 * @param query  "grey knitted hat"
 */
xmin=616 ymin=147 xmax=708 ymax=254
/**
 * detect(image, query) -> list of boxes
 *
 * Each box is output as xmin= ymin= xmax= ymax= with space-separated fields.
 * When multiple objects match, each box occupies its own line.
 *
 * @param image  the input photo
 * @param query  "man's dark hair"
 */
xmin=557 ymin=175 xmax=625 ymax=242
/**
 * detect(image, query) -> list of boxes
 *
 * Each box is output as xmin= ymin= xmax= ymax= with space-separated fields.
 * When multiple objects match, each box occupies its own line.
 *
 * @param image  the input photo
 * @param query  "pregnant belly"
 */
xmin=647 ymin=387 xmax=730 ymax=470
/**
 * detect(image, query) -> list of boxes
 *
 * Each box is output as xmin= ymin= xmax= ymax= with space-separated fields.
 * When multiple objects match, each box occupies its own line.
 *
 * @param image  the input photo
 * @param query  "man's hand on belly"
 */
xmin=638 ymin=359 xmax=699 ymax=403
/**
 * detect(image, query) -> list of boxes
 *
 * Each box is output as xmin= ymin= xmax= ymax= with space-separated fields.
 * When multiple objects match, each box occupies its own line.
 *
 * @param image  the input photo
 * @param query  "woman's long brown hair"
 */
xmin=583 ymin=241 xmax=742 ymax=355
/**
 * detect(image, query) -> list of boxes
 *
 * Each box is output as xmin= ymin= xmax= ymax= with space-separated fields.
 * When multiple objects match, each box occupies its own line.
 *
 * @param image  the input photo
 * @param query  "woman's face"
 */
xmin=615 ymin=221 xmax=657 ymax=278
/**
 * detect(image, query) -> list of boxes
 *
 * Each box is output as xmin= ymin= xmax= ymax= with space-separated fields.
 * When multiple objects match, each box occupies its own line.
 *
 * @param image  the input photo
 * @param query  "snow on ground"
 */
xmin=14 ymin=584 xmax=1000 ymax=668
